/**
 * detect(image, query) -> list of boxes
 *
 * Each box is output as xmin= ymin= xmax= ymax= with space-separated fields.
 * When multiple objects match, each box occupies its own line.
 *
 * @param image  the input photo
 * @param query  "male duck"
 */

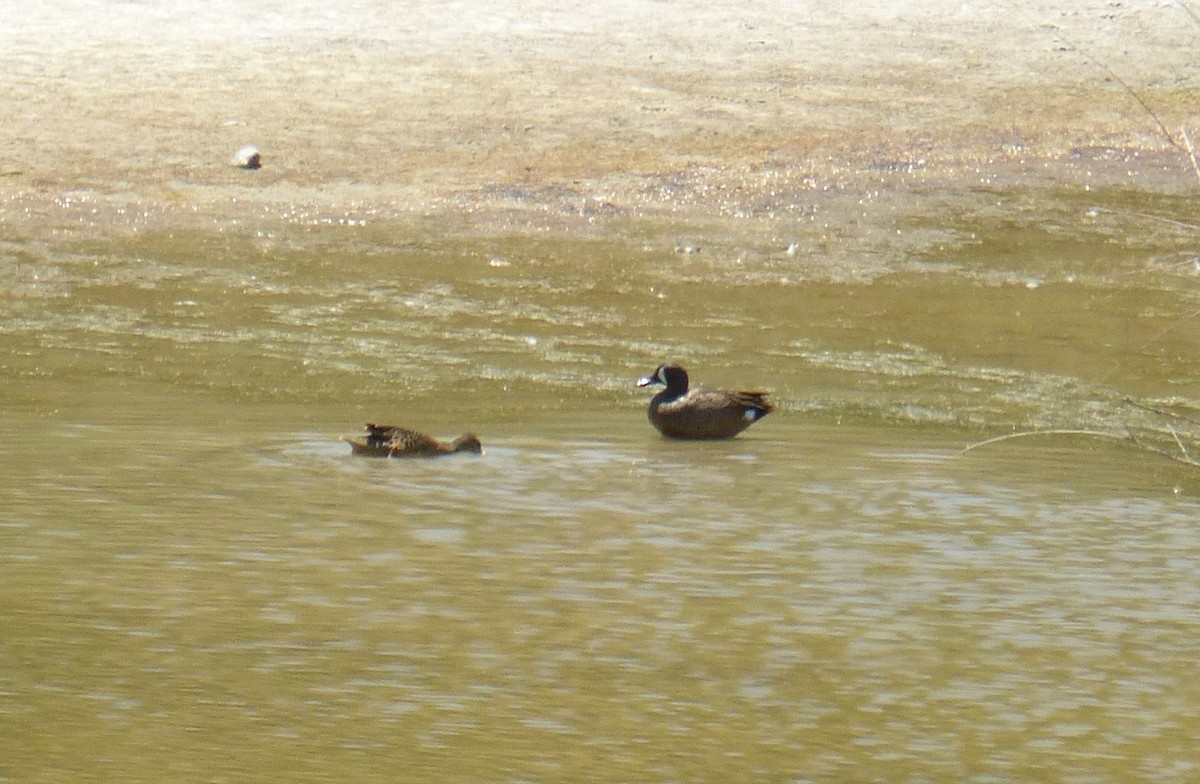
xmin=637 ymin=364 xmax=773 ymax=439
xmin=346 ymin=424 xmax=483 ymax=457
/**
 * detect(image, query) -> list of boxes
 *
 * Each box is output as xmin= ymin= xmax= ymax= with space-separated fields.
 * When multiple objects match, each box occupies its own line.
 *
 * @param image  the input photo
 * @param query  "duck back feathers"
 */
xmin=346 ymin=424 xmax=482 ymax=457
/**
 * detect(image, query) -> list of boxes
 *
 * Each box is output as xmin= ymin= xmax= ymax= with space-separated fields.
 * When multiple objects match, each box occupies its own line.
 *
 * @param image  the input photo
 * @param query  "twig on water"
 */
xmin=958 ymin=428 xmax=1133 ymax=455
xmin=959 ymin=426 xmax=1200 ymax=469
xmin=1123 ymin=396 xmax=1200 ymax=427
xmin=1181 ymin=128 xmax=1200 ymax=187
xmin=1119 ymin=307 xmax=1200 ymax=361
xmin=1087 ymin=208 xmax=1200 ymax=233
xmin=1167 ymin=424 xmax=1193 ymax=462
xmin=1128 ymin=429 xmax=1200 ymax=469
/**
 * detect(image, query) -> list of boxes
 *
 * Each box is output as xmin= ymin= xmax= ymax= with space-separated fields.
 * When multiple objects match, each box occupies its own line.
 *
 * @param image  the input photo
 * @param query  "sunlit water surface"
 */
xmin=3 ymin=191 xmax=1200 ymax=781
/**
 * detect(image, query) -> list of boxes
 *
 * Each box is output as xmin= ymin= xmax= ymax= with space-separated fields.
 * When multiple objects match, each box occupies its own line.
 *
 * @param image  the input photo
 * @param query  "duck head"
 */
xmin=637 ymin=364 xmax=690 ymax=392
xmin=451 ymin=433 xmax=484 ymax=454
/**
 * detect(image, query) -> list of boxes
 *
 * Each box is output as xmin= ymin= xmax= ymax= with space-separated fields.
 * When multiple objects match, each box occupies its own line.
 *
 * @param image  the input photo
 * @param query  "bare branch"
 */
xmin=1055 ymin=33 xmax=1179 ymax=149
xmin=1168 ymin=424 xmax=1194 ymax=462
xmin=960 ymin=427 xmax=1200 ymax=470
xmin=1123 ymin=397 xmax=1200 ymax=427
xmin=959 ymin=428 xmax=1134 ymax=455
xmin=1181 ymin=128 xmax=1200 ymax=187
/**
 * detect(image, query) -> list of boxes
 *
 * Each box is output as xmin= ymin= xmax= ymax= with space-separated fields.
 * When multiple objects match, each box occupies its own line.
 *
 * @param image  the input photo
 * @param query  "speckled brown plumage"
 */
xmin=346 ymin=424 xmax=482 ymax=457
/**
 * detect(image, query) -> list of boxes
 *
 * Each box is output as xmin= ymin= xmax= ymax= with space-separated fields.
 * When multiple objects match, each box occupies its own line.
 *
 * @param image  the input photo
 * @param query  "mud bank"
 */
xmin=2 ymin=0 xmax=1198 ymax=240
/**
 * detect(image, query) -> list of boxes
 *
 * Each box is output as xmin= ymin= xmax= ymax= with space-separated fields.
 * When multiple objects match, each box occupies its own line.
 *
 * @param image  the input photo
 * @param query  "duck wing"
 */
xmin=348 ymin=424 xmax=444 ymax=457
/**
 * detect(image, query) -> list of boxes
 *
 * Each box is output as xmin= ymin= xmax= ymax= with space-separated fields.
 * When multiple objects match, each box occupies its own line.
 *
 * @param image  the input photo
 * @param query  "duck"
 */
xmin=345 ymin=424 xmax=482 ymax=457
xmin=637 ymin=364 xmax=773 ymax=439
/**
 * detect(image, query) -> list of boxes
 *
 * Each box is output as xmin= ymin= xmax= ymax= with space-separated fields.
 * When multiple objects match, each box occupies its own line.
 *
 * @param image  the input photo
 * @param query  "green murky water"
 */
xmin=3 ymin=179 xmax=1200 ymax=782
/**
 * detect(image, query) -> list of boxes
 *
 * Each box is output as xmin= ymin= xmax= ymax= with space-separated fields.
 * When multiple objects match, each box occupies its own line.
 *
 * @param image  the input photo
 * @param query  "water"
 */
xmin=3 ymin=195 xmax=1200 ymax=781
xmin=5 ymin=1 xmax=1200 ymax=779
xmin=5 ymin=398 xmax=1199 ymax=782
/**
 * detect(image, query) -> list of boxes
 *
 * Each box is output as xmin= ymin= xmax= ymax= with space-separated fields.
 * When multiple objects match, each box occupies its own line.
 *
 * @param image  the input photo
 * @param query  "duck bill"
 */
xmin=637 ymin=376 xmax=659 ymax=388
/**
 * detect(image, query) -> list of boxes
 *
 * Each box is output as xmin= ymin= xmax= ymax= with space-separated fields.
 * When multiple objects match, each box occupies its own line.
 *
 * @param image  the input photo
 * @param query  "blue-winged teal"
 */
xmin=637 ymin=364 xmax=773 ymax=439
xmin=346 ymin=424 xmax=482 ymax=457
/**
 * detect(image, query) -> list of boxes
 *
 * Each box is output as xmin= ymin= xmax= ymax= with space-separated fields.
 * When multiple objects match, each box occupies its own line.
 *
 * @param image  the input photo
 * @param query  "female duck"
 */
xmin=346 ymin=424 xmax=482 ymax=457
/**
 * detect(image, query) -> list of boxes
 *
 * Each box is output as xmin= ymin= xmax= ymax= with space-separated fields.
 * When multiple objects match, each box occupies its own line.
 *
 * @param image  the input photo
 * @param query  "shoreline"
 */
xmin=2 ymin=0 xmax=1198 ymax=241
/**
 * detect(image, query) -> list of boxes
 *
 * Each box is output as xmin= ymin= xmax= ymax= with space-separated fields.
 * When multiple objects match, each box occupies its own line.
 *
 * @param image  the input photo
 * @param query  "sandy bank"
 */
xmin=2 ymin=0 xmax=1198 ymax=237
